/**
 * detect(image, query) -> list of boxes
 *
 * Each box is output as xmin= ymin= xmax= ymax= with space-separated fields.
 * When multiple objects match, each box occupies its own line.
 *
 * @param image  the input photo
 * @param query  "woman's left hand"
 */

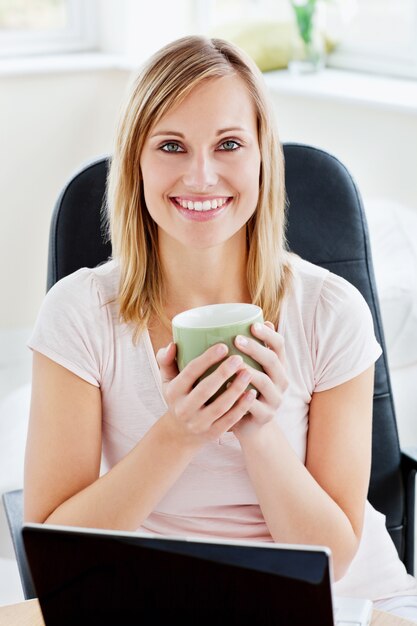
xmin=231 ymin=321 xmax=288 ymax=436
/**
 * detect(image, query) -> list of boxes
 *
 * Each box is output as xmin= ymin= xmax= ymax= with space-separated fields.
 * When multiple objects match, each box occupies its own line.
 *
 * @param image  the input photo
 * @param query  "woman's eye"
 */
xmin=160 ymin=142 xmax=184 ymax=153
xmin=219 ymin=140 xmax=241 ymax=151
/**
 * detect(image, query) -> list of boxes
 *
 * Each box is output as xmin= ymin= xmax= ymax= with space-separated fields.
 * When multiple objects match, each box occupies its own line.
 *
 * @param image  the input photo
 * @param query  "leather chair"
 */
xmin=3 ymin=143 xmax=417 ymax=600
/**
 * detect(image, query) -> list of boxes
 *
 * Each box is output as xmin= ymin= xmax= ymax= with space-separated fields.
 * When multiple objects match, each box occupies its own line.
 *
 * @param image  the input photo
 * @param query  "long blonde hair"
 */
xmin=106 ymin=36 xmax=293 ymax=342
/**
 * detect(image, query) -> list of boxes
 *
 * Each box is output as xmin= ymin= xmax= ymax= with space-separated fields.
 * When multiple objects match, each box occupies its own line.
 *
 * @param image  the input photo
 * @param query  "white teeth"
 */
xmin=175 ymin=197 xmax=229 ymax=211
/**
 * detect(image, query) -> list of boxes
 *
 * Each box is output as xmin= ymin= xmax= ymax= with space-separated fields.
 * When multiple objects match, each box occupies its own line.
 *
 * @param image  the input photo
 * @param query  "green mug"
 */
xmin=172 ymin=303 xmax=264 ymax=404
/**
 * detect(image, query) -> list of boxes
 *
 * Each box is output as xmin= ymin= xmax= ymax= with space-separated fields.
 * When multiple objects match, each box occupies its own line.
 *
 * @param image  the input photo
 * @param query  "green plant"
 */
xmin=289 ymin=0 xmax=318 ymax=45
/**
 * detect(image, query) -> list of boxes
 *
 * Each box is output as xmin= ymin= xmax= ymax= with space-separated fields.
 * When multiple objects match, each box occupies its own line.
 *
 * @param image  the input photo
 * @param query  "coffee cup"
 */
xmin=172 ymin=303 xmax=264 ymax=404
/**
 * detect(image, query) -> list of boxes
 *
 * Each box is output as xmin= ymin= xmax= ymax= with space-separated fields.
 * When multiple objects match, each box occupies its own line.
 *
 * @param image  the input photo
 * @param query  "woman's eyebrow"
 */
xmin=150 ymin=131 xmax=185 ymax=138
xmin=216 ymin=127 xmax=247 ymax=135
xmin=150 ymin=127 xmax=248 ymax=139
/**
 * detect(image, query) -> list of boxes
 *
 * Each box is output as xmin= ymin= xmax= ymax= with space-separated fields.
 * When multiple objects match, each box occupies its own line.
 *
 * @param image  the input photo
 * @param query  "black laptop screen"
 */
xmin=22 ymin=525 xmax=335 ymax=626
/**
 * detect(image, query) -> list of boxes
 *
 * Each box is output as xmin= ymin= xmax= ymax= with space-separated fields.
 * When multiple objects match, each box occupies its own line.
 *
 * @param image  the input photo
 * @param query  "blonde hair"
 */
xmin=106 ymin=35 xmax=293 ymax=342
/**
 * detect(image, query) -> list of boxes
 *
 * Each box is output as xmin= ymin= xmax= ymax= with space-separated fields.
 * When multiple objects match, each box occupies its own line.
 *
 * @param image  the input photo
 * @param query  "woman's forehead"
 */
xmin=150 ymin=75 xmax=257 ymax=135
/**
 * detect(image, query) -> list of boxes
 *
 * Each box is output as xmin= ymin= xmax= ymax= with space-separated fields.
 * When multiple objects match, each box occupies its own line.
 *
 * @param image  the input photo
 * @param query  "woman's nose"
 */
xmin=182 ymin=153 xmax=219 ymax=190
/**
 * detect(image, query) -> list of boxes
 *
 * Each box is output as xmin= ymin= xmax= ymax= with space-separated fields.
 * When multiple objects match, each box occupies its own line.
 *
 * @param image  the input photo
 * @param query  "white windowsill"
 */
xmin=2 ymin=52 xmax=417 ymax=116
xmin=264 ymin=68 xmax=417 ymax=116
xmin=0 ymin=52 xmax=130 ymax=76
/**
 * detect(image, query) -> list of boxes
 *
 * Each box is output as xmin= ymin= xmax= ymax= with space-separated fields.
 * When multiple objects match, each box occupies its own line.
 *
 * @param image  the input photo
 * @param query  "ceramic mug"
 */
xmin=172 ymin=303 xmax=264 ymax=404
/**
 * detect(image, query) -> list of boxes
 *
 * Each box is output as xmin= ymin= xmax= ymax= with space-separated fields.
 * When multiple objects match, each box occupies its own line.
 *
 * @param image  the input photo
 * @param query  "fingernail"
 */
xmin=156 ymin=347 xmax=164 ymax=360
xmin=217 ymin=344 xmax=228 ymax=356
xmin=254 ymin=322 xmax=263 ymax=332
xmin=236 ymin=335 xmax=248 ymax=346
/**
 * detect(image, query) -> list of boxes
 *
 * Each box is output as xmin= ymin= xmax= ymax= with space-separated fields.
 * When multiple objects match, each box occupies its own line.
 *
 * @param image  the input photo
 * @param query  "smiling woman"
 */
xmin=139 ymin=74 xmax=260 ymax=243
xmin=23 ymin=35 xmax=417 ymax=621
xmin=106 ymin=37 xmax=290 ymax=341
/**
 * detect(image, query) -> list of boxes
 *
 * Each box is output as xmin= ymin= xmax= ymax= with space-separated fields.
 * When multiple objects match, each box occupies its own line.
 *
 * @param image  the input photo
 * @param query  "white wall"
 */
xmin=0 ymin=67 xmax=131 ymax=330
xmin=270 ymin=93 xmax=417 ymax=210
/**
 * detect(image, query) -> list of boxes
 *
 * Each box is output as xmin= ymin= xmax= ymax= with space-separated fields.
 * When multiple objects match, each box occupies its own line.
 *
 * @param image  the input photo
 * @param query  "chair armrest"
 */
xmin=401 ymin=448 xmax=417 ymax=575
xmin=402 ymin=447 xmax=417 ymax=473
xmin=1 ymin=489 xmax=36 ymax=599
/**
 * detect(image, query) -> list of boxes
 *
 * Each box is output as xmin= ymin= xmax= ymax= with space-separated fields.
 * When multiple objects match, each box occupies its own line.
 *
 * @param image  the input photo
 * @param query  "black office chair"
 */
xmin=3 ymin=144 xmax=417 ymax=601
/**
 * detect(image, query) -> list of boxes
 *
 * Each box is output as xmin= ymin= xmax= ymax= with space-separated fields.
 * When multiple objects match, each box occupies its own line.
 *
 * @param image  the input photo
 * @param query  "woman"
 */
xmin=24 ymin=36 xmax=417 ymax=618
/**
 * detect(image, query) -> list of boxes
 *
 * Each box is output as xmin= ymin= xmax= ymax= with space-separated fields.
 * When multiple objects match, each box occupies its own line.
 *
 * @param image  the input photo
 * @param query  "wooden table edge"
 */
xmin=0 ymin=599 xmax=415 ymax=625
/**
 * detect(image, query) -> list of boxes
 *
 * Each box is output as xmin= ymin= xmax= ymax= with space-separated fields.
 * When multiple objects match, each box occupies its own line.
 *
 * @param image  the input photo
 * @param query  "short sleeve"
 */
xmin=313 ymin=272 xmax=383 ymax=392
xmin=27 ymin=268 xmax=110 ymax=387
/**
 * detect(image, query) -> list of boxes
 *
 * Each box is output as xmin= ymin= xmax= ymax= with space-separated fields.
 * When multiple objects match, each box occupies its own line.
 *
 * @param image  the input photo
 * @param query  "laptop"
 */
xmin=22 ymin=523 xmax=372 ymax=626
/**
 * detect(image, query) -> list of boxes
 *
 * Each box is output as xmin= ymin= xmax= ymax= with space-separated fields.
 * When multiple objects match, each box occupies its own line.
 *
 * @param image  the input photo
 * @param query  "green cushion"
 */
xmin=210 ymin=20 xmax=335 ymax=72
xmin=210 ymin=20 xmax=297 ymax=72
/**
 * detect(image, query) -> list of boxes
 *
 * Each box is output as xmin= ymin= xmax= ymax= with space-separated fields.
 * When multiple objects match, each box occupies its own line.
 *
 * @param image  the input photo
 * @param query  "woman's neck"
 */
xmin=159 ymin=230 xmax=251 ymax=316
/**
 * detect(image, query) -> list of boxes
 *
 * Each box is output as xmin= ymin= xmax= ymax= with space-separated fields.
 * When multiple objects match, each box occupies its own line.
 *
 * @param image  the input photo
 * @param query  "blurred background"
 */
xmin=1 ymin=0 xmax=417 ymax=604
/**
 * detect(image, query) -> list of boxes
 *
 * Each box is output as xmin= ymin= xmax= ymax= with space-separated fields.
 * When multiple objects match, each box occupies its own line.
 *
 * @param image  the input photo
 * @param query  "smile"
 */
xmin=171 ymin=197 xmax=232 ymax=212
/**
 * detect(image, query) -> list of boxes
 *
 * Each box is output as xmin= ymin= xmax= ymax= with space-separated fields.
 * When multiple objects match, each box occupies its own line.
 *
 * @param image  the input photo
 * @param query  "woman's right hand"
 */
xmin=156 ymin=342 xmax=257 ymax=445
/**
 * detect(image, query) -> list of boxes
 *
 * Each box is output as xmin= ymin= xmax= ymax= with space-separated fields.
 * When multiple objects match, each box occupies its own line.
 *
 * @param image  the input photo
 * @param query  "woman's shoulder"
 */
xmin=48 ymin=259 xmax=120 ymax=307
xmin=288 ymin=253 xmax=364 ymax=305
xmin=28 ymin=260 xmax=121 ymax=386
xmin=286 ymin=254 xmax=373 ymax=332
xmin=286 ymin=255 xmax=381 ymax=390
xmin=286 ymin=254 xmax=329 ymax=307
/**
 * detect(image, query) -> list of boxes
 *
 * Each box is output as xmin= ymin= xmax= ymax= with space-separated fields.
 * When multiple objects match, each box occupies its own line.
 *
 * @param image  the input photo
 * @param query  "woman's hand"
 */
xmin=156 ymin=342 xmax=257 ymax=446
xmin=231 ymin=321 xmax=288 ymax=438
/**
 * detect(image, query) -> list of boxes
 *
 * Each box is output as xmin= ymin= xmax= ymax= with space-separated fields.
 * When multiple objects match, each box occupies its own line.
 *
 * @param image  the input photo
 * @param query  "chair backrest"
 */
xmin=15 ymin=144 xmax=395 ymax=568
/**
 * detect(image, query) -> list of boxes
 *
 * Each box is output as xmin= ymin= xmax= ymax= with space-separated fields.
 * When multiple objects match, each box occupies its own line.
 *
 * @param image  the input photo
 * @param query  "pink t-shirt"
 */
xmin=27 ymin=256 xmax=417 ymax=601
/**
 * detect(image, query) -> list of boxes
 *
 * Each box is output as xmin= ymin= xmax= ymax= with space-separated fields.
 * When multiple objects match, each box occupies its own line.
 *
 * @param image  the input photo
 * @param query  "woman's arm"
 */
xmin=236 ymin=364 xmax=374 ymax=581
xmin=24 ymin=352 xmax=202 ymax=529
xmin=25 ymin=343 xmax=255 ymax=530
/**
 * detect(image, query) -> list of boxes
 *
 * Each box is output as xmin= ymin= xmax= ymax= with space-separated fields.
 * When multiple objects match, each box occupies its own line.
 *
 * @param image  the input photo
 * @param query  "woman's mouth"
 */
xmin=170 ymin=196 xmax=233 ymax=221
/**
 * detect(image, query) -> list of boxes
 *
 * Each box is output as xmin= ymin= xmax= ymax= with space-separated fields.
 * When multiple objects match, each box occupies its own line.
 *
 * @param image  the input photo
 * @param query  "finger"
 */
xmin=175 ymin=343 xmax=230 ymax=394
xmin=252 ymin=322 xmax=285 ymax=356
xmin=243 ymin=365 xmax=287 ymax=410
xmin=210 ymin=387 xmax=258 ymax=438
xmin=235 ymin=336 xmax=284 ymax=385
xmin=156 ymin=342 xmax=179 ymax=384
xmin=240 ymin=322 xmax=286 ymax=367
xmin=188 ymin=354 xmax=245 ymax=406
xmin=263 ymin=321 xmax=280 ymax=354
xmin=238 ymin=394 xmax=274 ymax=425
xmin=203 ymin=366 xmax=253 ymax=418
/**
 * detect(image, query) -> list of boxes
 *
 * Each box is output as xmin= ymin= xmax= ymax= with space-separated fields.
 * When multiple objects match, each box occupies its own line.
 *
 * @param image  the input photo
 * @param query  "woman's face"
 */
xmin=140 ymin=74 xmax=261 ymax=250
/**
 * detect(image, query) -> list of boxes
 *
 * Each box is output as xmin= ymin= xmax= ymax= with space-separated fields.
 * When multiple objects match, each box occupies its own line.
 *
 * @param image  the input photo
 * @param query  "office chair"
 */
xmin=3 ymin=144 xmax=417 ymax=600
